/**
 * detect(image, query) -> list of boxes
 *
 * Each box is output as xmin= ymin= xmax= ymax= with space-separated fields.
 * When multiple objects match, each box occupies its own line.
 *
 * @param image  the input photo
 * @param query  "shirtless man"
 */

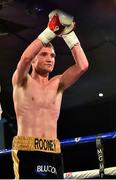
xmin=11 ymin=10 xmax=89 ymax=179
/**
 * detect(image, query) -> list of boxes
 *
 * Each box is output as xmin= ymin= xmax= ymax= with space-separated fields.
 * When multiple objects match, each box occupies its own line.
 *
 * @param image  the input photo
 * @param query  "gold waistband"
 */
xmin=12 ymin=136 xmax=61 ymax=153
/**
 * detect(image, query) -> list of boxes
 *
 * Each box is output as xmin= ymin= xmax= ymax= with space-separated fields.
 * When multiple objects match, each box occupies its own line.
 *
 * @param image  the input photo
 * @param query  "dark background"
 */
xmin=0 ymin=0 xmax=116 ymax=178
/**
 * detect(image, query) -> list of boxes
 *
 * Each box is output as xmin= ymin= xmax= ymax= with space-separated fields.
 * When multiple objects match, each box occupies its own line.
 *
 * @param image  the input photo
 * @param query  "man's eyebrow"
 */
xmin=39 ymin=52 xmax=47 ymax=55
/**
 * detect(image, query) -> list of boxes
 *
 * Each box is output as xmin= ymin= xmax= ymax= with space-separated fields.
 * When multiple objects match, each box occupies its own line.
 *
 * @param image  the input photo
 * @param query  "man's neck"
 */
xmin=31 ymin=71 xmax=49 ymax=84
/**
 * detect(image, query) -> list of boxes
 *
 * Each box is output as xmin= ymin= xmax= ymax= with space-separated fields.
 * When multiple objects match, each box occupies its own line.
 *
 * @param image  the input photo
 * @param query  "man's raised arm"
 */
xmin=59 ymin=21 xmax=89 ymax=90
xmin=12 ymin=9 xmax=67 ymax=86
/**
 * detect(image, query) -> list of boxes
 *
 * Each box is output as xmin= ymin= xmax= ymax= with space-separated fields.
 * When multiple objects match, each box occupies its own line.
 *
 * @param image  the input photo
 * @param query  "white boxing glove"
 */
xmin=49 ymin=10 xmax=80 ymax=49
xmin=49 ymin=9 xmax=75 ymax=36
xmin=38 ymin=9 xmax=75 ymax=45
xmin=49 ymin=9 xmax=74 ymax=26
xmin=38 ymin=10 xmax=62 ymax=44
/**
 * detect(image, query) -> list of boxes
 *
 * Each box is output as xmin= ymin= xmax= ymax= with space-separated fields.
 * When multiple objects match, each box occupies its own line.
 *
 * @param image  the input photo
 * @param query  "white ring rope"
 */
xmin=64 ymin=166 xmax=116 ymax=179
xmin=63 ymin=131 xmax=116 ymax=179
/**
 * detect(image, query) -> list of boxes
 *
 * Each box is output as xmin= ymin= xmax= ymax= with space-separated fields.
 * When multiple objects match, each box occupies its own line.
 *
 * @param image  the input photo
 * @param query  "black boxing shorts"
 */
xmin=12 ymin=136 xmax=64 ymax=179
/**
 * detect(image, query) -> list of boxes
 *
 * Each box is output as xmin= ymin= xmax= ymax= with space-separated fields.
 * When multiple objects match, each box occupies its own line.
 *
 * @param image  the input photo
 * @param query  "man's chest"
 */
xmin=25 ymin=81 xmax=61 ymax=107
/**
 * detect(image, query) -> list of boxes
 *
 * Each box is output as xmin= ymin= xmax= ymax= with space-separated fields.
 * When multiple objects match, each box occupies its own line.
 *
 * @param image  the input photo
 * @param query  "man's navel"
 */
xmin=31 ymin=97 xmax=34 ymax=101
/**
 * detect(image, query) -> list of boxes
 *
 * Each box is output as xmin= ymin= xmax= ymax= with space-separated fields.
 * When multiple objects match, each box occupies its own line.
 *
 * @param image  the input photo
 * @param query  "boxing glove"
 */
xmin=49 ymin=9 xmax=75 ymax=36
xmin=50 ymin=10 xmax=80 ymax=49
xmin=38 ymin=9 xmax=74 ymax=44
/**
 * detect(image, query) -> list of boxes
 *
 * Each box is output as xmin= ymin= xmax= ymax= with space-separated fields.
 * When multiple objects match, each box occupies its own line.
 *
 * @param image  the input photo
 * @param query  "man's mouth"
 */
xmin=46 ymin=64 xmax=52 ymax=67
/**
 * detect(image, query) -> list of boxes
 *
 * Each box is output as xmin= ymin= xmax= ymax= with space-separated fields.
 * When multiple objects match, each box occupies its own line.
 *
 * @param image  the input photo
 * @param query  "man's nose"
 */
xmin=47 ymin=55 xmax=53 ymax=61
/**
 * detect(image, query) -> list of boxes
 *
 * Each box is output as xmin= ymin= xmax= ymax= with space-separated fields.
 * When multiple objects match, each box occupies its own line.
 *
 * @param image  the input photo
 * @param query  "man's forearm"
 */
xmin=62 ymin=29 xmax=89 ymax=73
xmin=71 ymin=43 xmax=89 ymax=72
xmin=20 ymin=38 xmax=43 ymax=64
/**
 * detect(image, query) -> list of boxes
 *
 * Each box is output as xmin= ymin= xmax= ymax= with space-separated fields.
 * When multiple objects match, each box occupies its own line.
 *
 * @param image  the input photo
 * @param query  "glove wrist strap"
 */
xmin=63 ymin=31 xmax=80 ymax=49
xmin=38 ymin=27 xmax=56 ymax=44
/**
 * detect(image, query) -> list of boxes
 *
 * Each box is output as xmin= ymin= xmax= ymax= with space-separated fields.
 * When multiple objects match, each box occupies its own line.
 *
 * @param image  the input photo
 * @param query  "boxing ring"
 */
xmin=62 ymin=131 xmax=116 ymax=179
xmin=0 ymin=131 xmax=116 ymax=179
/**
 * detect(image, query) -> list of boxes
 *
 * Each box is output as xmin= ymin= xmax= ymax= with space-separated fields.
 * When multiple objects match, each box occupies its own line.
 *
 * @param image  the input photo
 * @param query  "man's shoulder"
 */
xmin=50 ymin=74 xmax=62 ymax=81
xmin=49 ymin=75 xmax=64 ymax=92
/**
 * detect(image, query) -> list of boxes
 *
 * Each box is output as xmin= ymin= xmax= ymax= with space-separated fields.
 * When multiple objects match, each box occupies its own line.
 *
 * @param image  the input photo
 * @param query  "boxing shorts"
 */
xmin=12 ymin=136 xmax=64 ymax=179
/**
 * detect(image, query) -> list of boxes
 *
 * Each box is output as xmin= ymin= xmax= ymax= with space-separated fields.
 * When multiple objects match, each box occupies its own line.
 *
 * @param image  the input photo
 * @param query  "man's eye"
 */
xmin=51 ymin=54 xmax=55 ymax=58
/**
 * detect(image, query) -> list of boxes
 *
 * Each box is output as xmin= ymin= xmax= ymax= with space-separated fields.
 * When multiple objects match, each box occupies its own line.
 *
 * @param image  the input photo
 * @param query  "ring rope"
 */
xmin=62 ymin=131 xmax=116 ymax=178
xmin=64 ymin=166 xmax=116 ymax=179
xmin=0 ymin=131 xmax=116 ymax=154
xmin=61 ymin=131 xmax=116 ymax=147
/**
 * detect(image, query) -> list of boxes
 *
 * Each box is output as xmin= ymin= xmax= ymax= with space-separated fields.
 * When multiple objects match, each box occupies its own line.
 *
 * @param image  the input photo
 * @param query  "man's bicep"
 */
xmin=12 ymin=70 xmax=22 ymax=87
xmin=59 ymin=65 xmax=82 ymax=90
xmin=12 ymin=59 xmax=30 ymax=85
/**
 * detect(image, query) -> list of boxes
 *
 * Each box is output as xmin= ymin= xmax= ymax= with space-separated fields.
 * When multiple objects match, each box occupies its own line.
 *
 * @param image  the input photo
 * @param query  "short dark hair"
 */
xmin=43 ymin=42 xmax=55 ymax=51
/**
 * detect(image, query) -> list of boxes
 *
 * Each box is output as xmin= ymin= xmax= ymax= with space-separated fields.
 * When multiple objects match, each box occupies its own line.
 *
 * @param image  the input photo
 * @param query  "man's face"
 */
xmin=32 ymin=47 xmax=56 ymax=74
